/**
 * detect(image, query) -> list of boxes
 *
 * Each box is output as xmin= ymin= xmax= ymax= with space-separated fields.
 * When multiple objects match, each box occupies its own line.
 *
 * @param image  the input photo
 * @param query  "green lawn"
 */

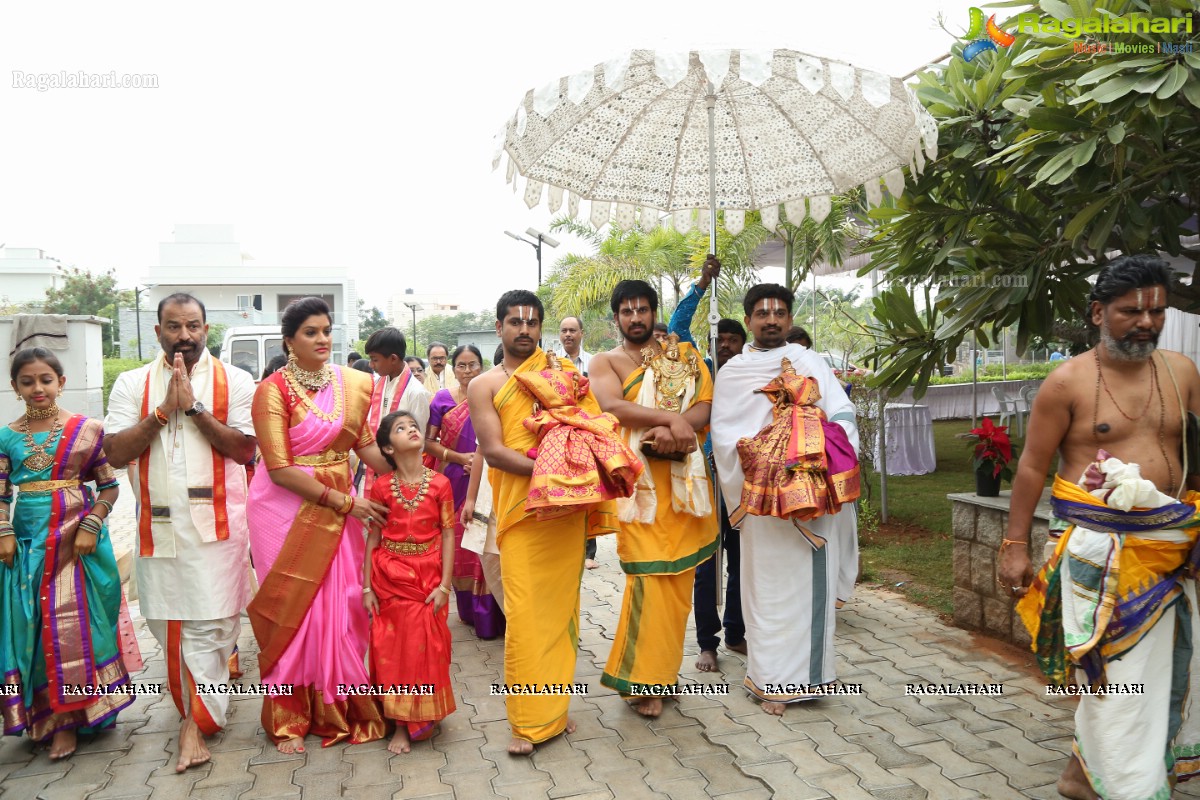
xmin=858 ymin=419 xmax=1027 ymax=618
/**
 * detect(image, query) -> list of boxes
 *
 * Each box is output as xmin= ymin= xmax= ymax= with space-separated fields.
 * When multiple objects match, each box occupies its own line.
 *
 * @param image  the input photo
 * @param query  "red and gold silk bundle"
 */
xmin=735 ymin=360 xmax=860 ymax=522
xmin=516 ymin=358 xmax=643 ymax=520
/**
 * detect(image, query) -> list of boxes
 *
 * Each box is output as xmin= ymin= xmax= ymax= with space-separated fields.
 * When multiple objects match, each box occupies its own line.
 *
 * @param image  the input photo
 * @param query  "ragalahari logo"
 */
xmin=961 ymin=7 xmax=1016 ymax=61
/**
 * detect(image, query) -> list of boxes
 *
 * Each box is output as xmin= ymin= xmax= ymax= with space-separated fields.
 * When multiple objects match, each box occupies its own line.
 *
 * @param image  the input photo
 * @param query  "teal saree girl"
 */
xmin=0 ymin=347 xmax=129 ymax=760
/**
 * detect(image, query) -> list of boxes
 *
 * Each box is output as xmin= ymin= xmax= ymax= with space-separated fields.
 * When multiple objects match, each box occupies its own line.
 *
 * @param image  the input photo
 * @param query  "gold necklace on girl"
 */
xmin=391 ymin=467 xmax=432 ymax=513
xmin=20 ymin=413 xmax=64 ymax=472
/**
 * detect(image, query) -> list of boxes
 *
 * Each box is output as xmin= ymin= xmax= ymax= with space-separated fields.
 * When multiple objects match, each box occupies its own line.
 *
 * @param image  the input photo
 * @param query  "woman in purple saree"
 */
xmin=426 ymin=345 xmax=505 ymax=639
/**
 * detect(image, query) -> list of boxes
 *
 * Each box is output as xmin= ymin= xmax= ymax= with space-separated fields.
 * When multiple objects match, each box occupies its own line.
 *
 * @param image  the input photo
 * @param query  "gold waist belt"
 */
xmin=20 ymin=480 xmax=83 ymax=494
xmin=380 ymin=538 xmax=436 ymax=556
xmin=294 ymin=451 xmax=349 ymax=467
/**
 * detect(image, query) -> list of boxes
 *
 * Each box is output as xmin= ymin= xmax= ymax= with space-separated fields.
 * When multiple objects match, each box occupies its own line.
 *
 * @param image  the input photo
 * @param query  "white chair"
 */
xmin=991 ymin=385 xmax=1023 ymax=437
xmin=1018 ymin=384 xmax=1039 ymax=433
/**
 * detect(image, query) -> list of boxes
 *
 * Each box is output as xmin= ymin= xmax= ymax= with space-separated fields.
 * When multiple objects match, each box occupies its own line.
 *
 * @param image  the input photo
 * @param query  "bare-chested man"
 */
xmin=590 ymin=280 xmax=717 ymax=717
xmin=1001 ymin=255 xmax=1200 ymax=800
xmin=467 ymin=290 xmax=611 ymax=754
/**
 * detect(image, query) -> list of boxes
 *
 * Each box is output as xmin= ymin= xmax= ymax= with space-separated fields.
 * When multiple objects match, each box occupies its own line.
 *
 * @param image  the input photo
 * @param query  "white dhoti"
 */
xmin=146 ymin=616 xmax=241 ymax=733
xmin=711 ymin=343 xmax=859 ymax=703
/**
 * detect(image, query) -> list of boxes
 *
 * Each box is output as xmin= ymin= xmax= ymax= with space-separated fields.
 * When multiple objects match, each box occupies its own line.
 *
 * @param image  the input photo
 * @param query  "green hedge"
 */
xmin=103 ymin=358 xmax=150 ymax=413
xmin=926 ymin=361 xmax=1060 ymax=386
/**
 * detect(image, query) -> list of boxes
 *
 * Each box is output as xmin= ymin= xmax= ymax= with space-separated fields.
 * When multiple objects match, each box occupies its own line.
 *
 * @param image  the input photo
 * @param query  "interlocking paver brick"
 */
xmin=976 ymin=726 xmax=1065 ymax=765
xmin=727 ymin=711 xmax=810 ymax=746
xmin=440 ymin=765 xmax=498 ymax=798
xmin=827 ymin=750 xmax=915 ymax=791
xmin=88 ymin=766 xmax=153 ymax=800
xmin=243 ymin=759 xmax=300 ymax=798
xmin=803 ymin=767 xmax=878 ymax=800
xmin=706 ymin=731 xmax=787 ymax=767
xmin=905 ymin=741 xmax=992 ymax=780
xmin=144 ymin=771 xmax=207 ymax=800
xmin=890 ymin=762 xmax=981 ymax=799
xmin=955 ymin=773 xmax=1032 ymax=799
xmin=772 ymin=739 xmax=846 ymax=779
xmin=677 ymin=752 xmax=767 ymax=796
xmin=856 ymin=710 xmax=940 ymax=747
xmin=843 ymin=730 xmax=928 ymax=769
xmin=783 ymin=719 xmax=864 ymax=757
xmin=736 ymin=761 xmax=831 ymax=799
xmin=675 ymin=706 xmax=753 ymax=738
xmin=631 ymin=743 xmax=704 ymax=787
xmin=391 ymin=749 xmax=453 ymax=797
xmin=967 ymin=745 xmax=1062 ymax=789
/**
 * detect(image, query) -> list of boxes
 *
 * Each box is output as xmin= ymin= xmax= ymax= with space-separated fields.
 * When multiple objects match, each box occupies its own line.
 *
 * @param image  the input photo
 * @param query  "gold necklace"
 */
xmin=20 ymin=414 xmax=64 ymax=472
xmin=287 ymin=360 xmax=333 ymax=391
xmin=25 ymin=403 xmax=60 ymax=420
xmin=283 ymin=366 xmax=344 ymax=424
xmin=391 ymin=467 xmax=432 ymax=513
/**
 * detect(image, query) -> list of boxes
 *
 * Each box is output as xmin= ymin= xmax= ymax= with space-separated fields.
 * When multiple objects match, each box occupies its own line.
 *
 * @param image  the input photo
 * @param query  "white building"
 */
xmin=120 ymin=225 xmax=358 ymax=361
xmin=0 ymin=247 xmax=62 ymax=307
xmin=388 ymin=289 xmax=467 ymax=329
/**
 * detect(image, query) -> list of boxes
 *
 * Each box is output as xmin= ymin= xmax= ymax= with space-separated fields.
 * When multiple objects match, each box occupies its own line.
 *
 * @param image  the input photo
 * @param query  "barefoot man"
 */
xmin=467 ymin=290 xmax=616 ymax=754
xmin=1003 ymin=255 xmax=1200 ymax=800
xmin=710 ymin=283 xmax=859 ymax=715
xmin=590 ymin=280 xmax=718 ymax=716
xmin=105 ymin=293 xmax=256 ymax=772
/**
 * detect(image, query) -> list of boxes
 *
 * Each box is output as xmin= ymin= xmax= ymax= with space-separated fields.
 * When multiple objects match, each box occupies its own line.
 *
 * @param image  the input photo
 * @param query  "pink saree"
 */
xmin=247 ymin=368 xmax=384 ymax=746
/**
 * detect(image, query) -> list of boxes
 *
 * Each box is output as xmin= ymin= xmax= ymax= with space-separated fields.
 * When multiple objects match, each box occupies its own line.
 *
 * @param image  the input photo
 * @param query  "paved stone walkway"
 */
xmin=4 ymin=477 xmax=1199 ymax=799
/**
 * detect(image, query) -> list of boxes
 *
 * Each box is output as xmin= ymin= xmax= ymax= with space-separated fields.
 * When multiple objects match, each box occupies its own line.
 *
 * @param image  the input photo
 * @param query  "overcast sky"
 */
xmin=1 ymin=0 xmax=967 ymax=313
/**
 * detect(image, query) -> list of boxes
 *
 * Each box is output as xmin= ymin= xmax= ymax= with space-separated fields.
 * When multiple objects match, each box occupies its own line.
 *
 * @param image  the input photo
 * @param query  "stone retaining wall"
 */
xmin=949 ymin=488 xmax=1052 ymax=648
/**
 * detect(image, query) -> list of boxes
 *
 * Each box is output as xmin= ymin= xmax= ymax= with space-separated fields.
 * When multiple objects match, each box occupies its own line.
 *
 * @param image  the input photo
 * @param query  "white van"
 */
xmin=220 ymin=326 xmax=285 ymax=382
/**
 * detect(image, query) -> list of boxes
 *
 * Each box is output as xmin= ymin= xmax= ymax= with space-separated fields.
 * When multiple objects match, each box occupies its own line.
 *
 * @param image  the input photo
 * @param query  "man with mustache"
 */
xmin=589 ymin=280 xmax=717 ymax=717
xmin=104 ymin=292 xmax=256 ymax=773
xmin=710 ymin=283 xmax=860 ymax=716
xmin=1002 ymin=256 xmax=1200 ymax=800
xmin=467 ymin=290 xmax=616 ymax=754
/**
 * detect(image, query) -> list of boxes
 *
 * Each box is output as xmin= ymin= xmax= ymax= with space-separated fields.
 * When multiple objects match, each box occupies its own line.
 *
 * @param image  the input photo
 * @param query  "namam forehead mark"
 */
xmin=512 ymin=305 xmax=537 ymax=322
xmin=623 ymin=299 xmax=641 ymax=314
xmin=757 ymin=298 xmax=787 ymax=315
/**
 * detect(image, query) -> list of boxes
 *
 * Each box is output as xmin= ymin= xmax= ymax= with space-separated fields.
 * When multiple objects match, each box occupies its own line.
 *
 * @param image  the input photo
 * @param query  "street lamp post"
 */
xmin=504 ymin=228 xmax=560 ymax=286
xmin=403 ymin=301 xmax=421 ymax=354
xmin=134 ymin=286 xmax=148 ymax=360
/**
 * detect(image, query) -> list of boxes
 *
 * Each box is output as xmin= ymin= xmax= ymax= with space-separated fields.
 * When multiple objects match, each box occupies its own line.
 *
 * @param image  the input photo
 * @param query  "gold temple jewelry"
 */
xmin=282 ymin=367 xmax=343 ymax=424
xmin=20 ymin=414 xmax=64 ymax=473
xmin=380 ymin=537 xmax=434 ymax=555
xmin=392 ymin=468 xmax=432 ymax=513
xmin=20 ymin=479 xmax=83 ymax=494
xmin=25 ymin=404 xmax=60 ymax=420
xmin=286 ymin=360 xmax=333 ymax=392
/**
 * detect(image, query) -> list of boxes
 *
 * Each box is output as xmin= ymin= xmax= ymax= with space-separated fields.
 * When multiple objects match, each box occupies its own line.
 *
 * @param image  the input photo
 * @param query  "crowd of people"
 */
xmin=2 ymin=254 xmax=1197 ymax=799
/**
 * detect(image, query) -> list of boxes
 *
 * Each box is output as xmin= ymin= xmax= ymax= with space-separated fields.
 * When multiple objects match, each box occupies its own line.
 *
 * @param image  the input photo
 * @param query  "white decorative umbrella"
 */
xmin=496 ymin=48 xmax=938 ymax=599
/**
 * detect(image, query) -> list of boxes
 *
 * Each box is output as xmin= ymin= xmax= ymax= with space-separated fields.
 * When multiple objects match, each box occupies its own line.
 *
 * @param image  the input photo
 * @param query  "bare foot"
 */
xmin=48 ymin=729 xmax=76 ymax=760
xmin=634 ymin=697 xmax=663 ymax=717
xmin=275 ymin=735 xmax=305 ymax=755
xmin=695 ymin=650 xmax=719 ymax=672
xmin=727 ymin=641 xmax=747 ymax=655
xmin=507 ymin=737 xmax=534 ymax=755
xmin=565 ymin=717 xmax=577 ymax=734
xmin=1057 ymin=754 xmax=1098 ymax=800
xmin=585 ymin=559 xmax=599 ymax=570
xmin=388 ymin=727 xmax=411 ymax=754
xmin=761 ymin=701 xmax=787 ymax=716
xmin=175 ymin=718 xmax=212 ymax=772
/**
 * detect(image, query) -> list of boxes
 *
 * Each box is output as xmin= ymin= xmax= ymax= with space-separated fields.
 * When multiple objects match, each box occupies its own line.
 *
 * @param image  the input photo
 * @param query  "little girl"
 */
xmin=365 ymin=411 xmax=456 ymax=754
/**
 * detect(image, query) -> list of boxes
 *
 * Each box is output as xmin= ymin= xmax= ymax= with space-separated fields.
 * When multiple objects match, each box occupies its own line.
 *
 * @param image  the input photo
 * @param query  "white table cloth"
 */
xmin=876 ymin=403 xmax=936 ymax=476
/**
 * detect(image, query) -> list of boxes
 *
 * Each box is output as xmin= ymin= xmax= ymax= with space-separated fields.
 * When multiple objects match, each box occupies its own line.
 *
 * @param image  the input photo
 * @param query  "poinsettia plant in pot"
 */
xmin=964 ymin=417 xmax=1014 ymax=497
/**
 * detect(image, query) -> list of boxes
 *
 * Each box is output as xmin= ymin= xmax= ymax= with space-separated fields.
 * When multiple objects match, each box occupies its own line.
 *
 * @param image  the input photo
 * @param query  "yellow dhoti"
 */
xmin=602 ymin=354 xmax=718 ymax=694
xmin=491 ymin=349 xmax=616 ymax=742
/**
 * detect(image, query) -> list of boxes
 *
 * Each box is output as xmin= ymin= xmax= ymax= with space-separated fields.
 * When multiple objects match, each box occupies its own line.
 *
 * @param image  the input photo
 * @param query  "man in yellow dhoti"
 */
xmin=1002 ymin=256 xmax=1200 ymax=800
xmin=468 ymin=290 xmax=616 ymax=755
xmin=589 ymin=280 xmax=718 ymax=717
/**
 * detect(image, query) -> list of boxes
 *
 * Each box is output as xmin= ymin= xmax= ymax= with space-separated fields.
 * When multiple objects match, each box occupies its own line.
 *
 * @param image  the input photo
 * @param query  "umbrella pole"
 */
xmin=706 ymin=81 xmax=723 ymax=609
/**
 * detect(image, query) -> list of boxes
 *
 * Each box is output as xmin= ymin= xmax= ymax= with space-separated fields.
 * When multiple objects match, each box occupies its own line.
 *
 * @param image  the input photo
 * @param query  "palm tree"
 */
xmin=775 ymin=189 xmax=868 ymax=293
xmin=544 ymin=212 xmax=771 ymax=325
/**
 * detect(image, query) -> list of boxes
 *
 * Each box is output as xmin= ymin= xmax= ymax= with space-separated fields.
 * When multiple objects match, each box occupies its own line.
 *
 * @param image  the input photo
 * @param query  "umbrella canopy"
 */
xmin=495 ymin=48 xmax=938 ymax=235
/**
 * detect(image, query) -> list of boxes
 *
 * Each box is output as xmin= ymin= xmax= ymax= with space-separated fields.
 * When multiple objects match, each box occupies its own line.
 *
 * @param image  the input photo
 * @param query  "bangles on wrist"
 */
xmin=436 ymin=585 xmax=451 ymax=596
xmin=153 ymin=407 xmax=169 ymax=426
xmin=0 ymin=521 xmax=14 ymax=538
xmin=77 ymin=514 xmax=103 ymax=535
xmin=362 ymin=586 xmax=374 ymax=594
xmin=338 ymin=494 xmax=354 ymax=515
xmin=93 ymin=499 xmax=114 ymax=518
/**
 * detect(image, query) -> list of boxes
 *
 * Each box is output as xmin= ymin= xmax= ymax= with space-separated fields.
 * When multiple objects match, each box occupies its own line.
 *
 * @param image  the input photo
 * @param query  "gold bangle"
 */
xmin=339 ymin=494 xmax=354 ymax=515
xmin=437 ymin=585 xmax=451 ymax=595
